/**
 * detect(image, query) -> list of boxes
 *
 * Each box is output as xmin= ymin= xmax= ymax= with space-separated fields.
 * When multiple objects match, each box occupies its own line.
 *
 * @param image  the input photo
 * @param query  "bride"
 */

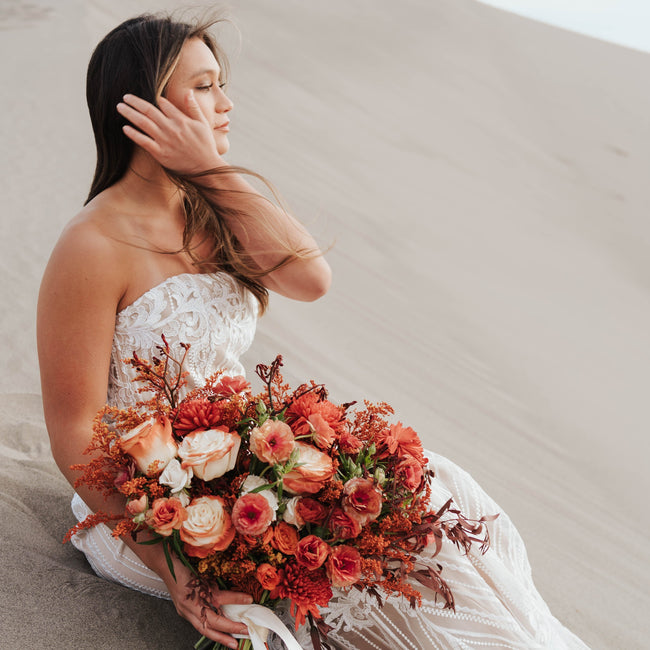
xmin=37 ymin=12 xmax=589 ymax=650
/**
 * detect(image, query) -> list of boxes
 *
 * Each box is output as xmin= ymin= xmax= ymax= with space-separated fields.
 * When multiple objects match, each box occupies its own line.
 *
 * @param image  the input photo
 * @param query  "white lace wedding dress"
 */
xmin=70 ymin=272 xmax=589 ymax=650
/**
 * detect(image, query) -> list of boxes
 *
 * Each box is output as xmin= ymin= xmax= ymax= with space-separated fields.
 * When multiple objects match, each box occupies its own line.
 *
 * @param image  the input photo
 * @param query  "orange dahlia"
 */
xmin=173 ymin=399 xmax=224 ymax=435
xmin=271 ymin=562 xmax=333 ymax=628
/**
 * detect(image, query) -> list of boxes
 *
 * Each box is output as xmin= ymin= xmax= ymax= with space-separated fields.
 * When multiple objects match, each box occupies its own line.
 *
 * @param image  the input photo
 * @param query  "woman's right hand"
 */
xmin=163 ymin=557 xmax=252 ymax=650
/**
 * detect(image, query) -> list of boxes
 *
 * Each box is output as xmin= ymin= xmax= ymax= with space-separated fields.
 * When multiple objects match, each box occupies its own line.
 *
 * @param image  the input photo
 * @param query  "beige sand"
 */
xmin=1 ymin=0 xmax=648 ymax=648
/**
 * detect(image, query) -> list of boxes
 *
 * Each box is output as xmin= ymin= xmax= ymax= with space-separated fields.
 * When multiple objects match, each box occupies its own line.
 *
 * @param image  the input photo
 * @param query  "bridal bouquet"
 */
xmin=66 ymin=337 xmax=494 ymax=650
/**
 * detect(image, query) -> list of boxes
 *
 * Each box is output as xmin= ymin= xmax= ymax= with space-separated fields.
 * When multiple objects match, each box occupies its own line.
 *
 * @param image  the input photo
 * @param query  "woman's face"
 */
xmin=165 ymin=37 xmax=233 ymax=155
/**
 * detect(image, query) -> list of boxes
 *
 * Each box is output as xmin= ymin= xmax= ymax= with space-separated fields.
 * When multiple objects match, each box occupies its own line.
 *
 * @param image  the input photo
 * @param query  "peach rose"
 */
xmin=326 ymin=545 xmax=361 ymax=588
xmin=256 ymin=563 xmax=281 ymax=590
xmin=120 ymin=416 xmax=177 ymax=476
xmin=126 ymin=494 xmax=148 ymax=517
xmin=395 ymin=455 xmax=424 ymax=492
xmin=249 ymin=419 xmax=295 ymax=465
xmin=295 ymin=535 xmax=330 ymax=570
xmin=342 ymin=477 xmax=383 ymax=525
xmin=271 ymin=521 xmax=299 ymax=555
xmin=231 ymin=493 xmax=275 ymax=537
xmin=328 ymin=507 xmax=362 ymax=540
xmin=180 ymin=496 xmax=235 ymax=558
xmin=282 ymin=442 xmax=335 ymax=495
xmin=307 ymin=413 xmax=337 ymax=449
xmin=296 ymin=498 xmax=328 ymax=525
xmin=178 ymin=426 xmax=240 ymax=481
xmin=146 ymin=497 xmax=187 ymax=537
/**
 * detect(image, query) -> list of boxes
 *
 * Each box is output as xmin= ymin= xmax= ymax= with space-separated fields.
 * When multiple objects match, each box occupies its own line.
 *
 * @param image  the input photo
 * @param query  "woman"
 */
xmin=37 ymin=13 xmax=588 ymax=650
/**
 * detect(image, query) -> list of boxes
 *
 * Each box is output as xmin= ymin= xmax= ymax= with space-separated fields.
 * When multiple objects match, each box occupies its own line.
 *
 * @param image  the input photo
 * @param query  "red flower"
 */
xmin=271 ymin=562 xmax=332 ymax=629
xmin=295 ymin=535 xmax=330 ymax=570
xmin=326 ymin=545 xmax=362 ymax=588
xmin=285 ymin=393 xmax=345 ymax=438
xmin=376 ymin=422 xmax=425 ymax=464
xmin=338 ymin=429 xmax=363 ymax=455
xmin=296 ymin=498 xmax=328 ymax=525
xmin=328 ymin=507 xmax=362 ymax=540
xmin=174 ymin=399 xmax=224 ymax=435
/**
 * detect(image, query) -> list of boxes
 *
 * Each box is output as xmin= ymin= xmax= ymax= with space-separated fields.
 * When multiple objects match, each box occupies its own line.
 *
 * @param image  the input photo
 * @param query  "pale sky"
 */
xmin=478 ymin=0 xmax=650 ymax=53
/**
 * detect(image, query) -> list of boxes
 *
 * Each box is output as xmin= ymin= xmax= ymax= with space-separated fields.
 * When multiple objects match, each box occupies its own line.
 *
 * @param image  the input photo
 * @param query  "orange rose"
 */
xmin=120 ymin=416 xmax=177 ymax=476
xmin=180 ymin=496 xmax=235 ymax=558
xmin=342 ymin=477 xmax=383 ymax=526
xmin=326 ymin=545 xmax=361 ymax=588
xmin=271 ymin=521 xmax=299 ymax=555
xmin=146 ymin=497 xmax=187 ymax=537
xmin=256 ymin=563 xmax=281 ymax=590
xmin=249 ymin=419 xmax=295 ymax=465
xmin=328 ymin=507 xmax=362 ymax=540
xmin=178 ymin=426 xmax=241 ymax=480
xmin=295 ymin=535 xmax=330 ymax=570
xmin=231 ymin=493 xmax=275 ymax=537
xmin=282 ymin=442 xmax=335 ymax=495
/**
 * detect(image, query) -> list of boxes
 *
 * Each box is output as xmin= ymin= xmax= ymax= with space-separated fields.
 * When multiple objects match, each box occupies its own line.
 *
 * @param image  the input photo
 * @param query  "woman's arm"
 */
xmin=37 ymin=222 xmax=250 ymax=649
xmin=117 ymin=93 xmax=332 ymax=302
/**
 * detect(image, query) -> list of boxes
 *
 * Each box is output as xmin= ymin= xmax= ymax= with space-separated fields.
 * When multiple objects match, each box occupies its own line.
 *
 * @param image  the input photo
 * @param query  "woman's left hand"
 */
xmin=117 ymin=92 xmax=223 ymax=174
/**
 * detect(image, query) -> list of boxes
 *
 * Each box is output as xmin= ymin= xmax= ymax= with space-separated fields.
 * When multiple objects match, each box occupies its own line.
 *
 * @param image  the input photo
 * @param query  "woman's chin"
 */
xmin=215 ymin=135 xmax=230 ymax=156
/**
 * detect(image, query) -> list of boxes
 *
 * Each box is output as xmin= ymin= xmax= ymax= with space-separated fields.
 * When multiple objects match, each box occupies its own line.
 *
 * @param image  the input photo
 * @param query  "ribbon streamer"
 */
xmin=221 ymin=603 xmax=303 ymax=650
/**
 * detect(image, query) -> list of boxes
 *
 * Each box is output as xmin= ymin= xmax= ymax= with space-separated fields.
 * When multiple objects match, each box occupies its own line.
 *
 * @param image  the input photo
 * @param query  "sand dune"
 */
xmin=1 ymin=0 xmax=648 ymax=648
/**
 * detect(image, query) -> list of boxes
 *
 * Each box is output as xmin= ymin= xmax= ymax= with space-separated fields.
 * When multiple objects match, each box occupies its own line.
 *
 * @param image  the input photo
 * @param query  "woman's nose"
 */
xmin=217 ymin=88 xmax=233 ymax=113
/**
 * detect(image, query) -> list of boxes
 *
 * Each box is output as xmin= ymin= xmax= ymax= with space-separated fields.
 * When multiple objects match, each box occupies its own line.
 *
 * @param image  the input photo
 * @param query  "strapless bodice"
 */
xmin=107 ymin=273 xmax=258 ymax=408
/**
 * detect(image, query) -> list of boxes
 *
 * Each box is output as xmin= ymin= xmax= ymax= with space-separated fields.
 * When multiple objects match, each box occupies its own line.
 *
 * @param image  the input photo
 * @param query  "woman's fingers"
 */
xmin=121 ymin=94 xmax=167 ymax=126
xmin=212 ymin=589 xmax=255 ymax=607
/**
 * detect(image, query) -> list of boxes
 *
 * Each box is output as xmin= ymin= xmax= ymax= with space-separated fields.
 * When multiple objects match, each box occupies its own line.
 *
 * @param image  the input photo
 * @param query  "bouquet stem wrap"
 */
xmin=222 ymin=604 xmax=302 ymax=650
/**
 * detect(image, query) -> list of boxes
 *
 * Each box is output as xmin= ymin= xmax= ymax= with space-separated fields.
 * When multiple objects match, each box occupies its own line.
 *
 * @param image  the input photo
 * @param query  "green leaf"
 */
xmin=162 ymin=538 xmax=176 ymax=582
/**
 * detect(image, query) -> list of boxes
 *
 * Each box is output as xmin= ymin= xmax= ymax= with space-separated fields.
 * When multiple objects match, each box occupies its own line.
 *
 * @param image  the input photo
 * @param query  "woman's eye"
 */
xmin=196 ymin=83 xmax=213 ymax=91
xmin=219 ymin=82 xmax=226 ymax=89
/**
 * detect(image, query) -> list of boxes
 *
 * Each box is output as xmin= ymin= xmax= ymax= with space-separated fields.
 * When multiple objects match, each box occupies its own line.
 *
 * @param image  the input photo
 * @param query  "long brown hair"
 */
xmin=85 ymin=13 xmax=312 ymax=313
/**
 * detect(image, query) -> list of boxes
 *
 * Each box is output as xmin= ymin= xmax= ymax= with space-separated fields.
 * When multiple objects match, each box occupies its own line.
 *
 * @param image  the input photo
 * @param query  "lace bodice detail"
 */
xmin=107 ymin=273 xmax=258 ymax=408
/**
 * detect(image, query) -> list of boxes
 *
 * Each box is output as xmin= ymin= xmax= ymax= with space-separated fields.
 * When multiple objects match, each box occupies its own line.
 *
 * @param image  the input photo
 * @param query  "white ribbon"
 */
xmin=221 ymin=603 xmax=303 ymax=650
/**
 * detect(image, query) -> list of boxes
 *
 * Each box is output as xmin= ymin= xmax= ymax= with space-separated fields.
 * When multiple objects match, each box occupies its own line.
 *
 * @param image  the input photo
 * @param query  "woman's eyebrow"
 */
xmin=187 ymin=67 xmax=220 ymax=80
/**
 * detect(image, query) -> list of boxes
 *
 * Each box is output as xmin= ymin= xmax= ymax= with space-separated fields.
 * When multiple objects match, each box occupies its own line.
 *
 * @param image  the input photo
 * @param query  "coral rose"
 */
xmin=256 ymin=563 xmax=281 ymax=590
xmin=231 ymin=493 xmax=275 ymax=537
xmin=342 ymin=477 xmax=383 ymax=526
xmin=214 ymin=375 xmax=251 ymax=396
xmin=249 ymin=419 xmax=295 ymax=465
xmin=296 ymin=498 xmax=328 ymax=525
xmin=282 ymin=442 xmax=335 ymax=495
xmin=271 ymin=521 xmax=299 ymax=555
xmin=120 ymin=416 xmax=177 ymax=476
xmin=295 ymin=535 xmax=330 ymax=570
xmin=328 ymin=507 xmax=362 ymax=540
xmin=178 ymin=426 xmax=240 ymax=481
xmin=395 ymin=455 xmax=424 ymax=492
xmin=326 ymin=545 xmax=362 ymax=588
xmin=146 ymin=497 xmax=187 ymax=537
